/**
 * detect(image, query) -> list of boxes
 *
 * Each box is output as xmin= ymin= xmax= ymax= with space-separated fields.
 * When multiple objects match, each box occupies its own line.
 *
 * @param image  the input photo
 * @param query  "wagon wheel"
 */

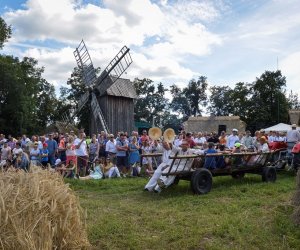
xmin=262 ymin=166 xmax=277 ymax=182
xmin=190 ymin=169 xmax=212 ymax=195
xmin=231 ymin=172 xmax=245 ymax=179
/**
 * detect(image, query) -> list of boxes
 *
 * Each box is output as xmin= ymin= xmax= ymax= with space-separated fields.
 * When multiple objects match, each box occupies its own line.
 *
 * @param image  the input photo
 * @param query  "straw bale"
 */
xmin=0 ymin=167 xmax=90 ymax=249
xmin=292 ymin=169 xmax=300 ymax=225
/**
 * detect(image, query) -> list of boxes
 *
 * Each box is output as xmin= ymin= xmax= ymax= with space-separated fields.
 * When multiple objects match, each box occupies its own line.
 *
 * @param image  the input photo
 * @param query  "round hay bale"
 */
xmin=292 ymin=169 xmax=300 ymax=225
xmin=0 ymin=167 xmax=90 ymax=249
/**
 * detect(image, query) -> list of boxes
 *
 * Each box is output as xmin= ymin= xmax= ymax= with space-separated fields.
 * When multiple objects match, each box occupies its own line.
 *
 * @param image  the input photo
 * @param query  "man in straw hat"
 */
xmin=154 ymin=139 xmax=204 ymax=193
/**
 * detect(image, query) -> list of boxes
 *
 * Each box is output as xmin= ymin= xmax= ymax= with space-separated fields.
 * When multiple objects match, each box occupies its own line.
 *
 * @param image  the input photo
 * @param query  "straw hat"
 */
xmin=163 ymin=128 xmax=175 ymax=143
xmin=149 ymin=127 xmax=162 ymax=140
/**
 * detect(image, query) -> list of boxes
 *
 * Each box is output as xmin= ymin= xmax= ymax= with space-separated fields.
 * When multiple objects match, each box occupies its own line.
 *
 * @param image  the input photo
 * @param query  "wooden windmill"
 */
xmin=63 ymin=40 xmax=137 ymax=134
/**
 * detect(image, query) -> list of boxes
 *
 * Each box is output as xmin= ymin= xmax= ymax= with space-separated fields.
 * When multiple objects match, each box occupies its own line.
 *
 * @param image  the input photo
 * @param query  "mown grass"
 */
xmin=67 ymin=171 xmax=300 ymax=249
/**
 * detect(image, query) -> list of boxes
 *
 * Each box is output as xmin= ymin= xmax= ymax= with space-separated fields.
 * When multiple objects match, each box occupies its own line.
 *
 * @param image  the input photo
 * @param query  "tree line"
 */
xmin=133 ymin=73 xmax=300 ymax=132
xmin=1 ymin=17 xmax=299 ymax=136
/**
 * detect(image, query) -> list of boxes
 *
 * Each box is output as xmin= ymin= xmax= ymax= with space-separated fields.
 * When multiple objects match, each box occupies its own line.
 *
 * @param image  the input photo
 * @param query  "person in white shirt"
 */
xmin=226 ymin=129 xmax=240 ymax=149
xmin=145 ymin=141 xmax=174 ymax=191
xmin=194 ymin=132 xmax=207 ymax=146
xmin=0 ymin=142 xmax=12 ymax=168
xmin=268 ymin=131 xmax=276 ymax=143
xmin=12 ymin=142 xmax=23 ymax=158
xmin=154 ymin=140 xmax=204 ymax=193
xmin=105 ymin=134 xmax=117 ymax=163
xmin=74 ymin=131 xmax=88 ymax=176
xmin=173 ymin=134 xmax=183 ymax=148
xmin=273 ymin=131 xmax=280 ymax=142
xmin=258 ymin=137 xmax=270 ymax=153
xmin=286 ymin=124 xmax=300 ymax=148
xmin=21 ymin=134 xmax=30 ymax=151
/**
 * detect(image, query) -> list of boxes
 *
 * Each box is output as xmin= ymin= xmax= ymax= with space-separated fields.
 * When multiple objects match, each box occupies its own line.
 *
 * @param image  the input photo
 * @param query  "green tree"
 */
xmin=58 ymin=67 xmax=91 ymax=132
xmin=0 ymin=55 xmax=58 ymax=135
xmin=229 ymin=82 xmax=253 ymax=123
xmin=170 ymin=76 xmax=208 ymax=118
xmin=250 ymin=70 xmax=289 ymax=129
xmin=183 ymin=76 xmax=208 ymax=116
xmin=287 ymin=90 xmax=300 ymax=109
xmin=208 ymin=85 xmax=232 ymax=116
xmin=160 ymin=110 xmax=183 ymax=132
xmin=133 ymin=78 xmax=169 ymax=125
xmin=0 ymin=17 xmax=11 ymax=49
xmin=36 ymin=78 xmax=59 ymax=129
xmin=169 ymin=84 xmax=191 ymax=119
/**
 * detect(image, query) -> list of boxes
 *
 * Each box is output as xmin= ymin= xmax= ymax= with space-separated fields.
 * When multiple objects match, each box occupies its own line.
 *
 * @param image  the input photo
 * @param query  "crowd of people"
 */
xmin=0 ymin=125 xmax=299 ymax=184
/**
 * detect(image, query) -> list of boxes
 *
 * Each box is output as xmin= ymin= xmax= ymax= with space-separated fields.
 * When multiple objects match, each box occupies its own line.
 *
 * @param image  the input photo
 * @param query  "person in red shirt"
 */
xmin=185 ymin=132 xmax=196 ymax=148
xmin=139 ymin=130 xmax=149 ymax=145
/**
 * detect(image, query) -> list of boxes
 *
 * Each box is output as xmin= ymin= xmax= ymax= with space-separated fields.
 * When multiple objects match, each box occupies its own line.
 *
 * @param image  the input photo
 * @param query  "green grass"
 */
xmin=66 ymin=171 xmax=300 ymax=249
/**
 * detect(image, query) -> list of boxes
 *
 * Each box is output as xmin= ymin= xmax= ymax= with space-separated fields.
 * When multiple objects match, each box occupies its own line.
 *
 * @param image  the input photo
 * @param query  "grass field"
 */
xmin=67 ymin=171 xmax=300 ymax=249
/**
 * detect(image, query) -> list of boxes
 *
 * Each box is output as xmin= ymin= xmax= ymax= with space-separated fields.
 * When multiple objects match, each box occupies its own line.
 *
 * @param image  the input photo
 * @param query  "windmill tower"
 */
xmin=63 ymin=40 xmax=137 ymax=135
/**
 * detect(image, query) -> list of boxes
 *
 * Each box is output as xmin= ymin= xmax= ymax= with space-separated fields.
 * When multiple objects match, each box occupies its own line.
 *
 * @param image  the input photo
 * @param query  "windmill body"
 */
xmin=64 ymin=40 xmax=137 ymax=135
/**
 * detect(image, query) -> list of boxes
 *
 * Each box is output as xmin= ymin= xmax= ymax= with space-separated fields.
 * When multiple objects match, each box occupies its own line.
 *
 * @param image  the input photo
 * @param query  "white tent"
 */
xmin=264 ymin=123 xmax=300 ymax=132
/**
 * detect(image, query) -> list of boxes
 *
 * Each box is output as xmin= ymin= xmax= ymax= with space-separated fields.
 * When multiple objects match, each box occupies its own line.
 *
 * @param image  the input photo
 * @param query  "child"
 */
xmin=40 ymin=143 xmax=49 ymax=168
xmin=30 ymin=142 xmax=40 ymax=166
xmin=204 ymin=142 xmax=218 ymax=169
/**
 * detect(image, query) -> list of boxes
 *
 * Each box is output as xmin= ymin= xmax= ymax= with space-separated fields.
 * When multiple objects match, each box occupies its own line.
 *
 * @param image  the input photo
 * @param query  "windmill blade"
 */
xmin=61 ymin=91 xmax=89 ymax=126
xmin=77 ymin=91 xmax=90 ymax=113
xmin=91 ymin=93 xmax=109 ymax=134
xmin=74 ymin=40 xmax=97 ymax=87
xmin=96 ymin=46 xmax=132 ymax=95
xmin=61 ymin=110 xmax=74 ymax=126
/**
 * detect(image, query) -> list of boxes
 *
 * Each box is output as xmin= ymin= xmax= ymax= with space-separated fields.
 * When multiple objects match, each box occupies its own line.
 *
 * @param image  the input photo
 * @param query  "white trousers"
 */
xmin=105 ymin=166 xmax=121 ymax=178
xmin=145 ymin=163 xmax=168 ymax=191
xmin=154 ymin=163 xmax=188 ymax=192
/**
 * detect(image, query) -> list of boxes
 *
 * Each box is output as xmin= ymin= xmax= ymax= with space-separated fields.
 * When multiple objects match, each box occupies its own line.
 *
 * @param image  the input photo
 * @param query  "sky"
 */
xmin=1 ymin=0 xmax=300 ymax=99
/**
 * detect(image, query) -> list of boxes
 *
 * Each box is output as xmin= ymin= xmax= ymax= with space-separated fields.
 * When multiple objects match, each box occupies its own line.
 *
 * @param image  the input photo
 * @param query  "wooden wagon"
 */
xmin=143 ymin=150 xmax=280 ymax=195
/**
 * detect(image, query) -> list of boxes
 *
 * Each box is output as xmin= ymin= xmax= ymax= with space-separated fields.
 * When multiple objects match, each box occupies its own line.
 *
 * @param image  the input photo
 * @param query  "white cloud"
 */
xmin=235 ymin=0 xmax=300 ymax=44
xmin=2 ymin=0 xmax=222 ymax=90
xmin=2 ymin=0 xmax=299 ymax=100
xmin=131 ymin=52 xmax=195 ymax=81
xmin=281 ymin=52 xmax=300 ymax=95
xmin=21 ymin=46 xmax=76 ymax=87
xmin=167 ymin=0 xmax=220 ymax=23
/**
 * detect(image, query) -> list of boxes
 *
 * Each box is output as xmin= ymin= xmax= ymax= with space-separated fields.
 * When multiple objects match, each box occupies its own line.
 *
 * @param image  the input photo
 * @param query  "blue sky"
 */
xmin=1 ymin=0 xmax=300 ymax=98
